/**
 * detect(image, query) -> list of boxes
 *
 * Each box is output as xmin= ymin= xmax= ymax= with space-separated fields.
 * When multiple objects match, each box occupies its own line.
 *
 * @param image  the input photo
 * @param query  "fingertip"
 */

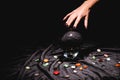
xmin=84 ymin=25 xmax=88 ymax=29
xmin=73 ymin=26 xmax=77 ymax=29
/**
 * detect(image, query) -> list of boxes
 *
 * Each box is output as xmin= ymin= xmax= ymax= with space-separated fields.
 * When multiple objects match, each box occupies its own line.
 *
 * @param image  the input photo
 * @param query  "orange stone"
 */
xmin=75 ymin=63 xmax=81 ymax=67
xmin=43 ymin=59 xmax=49 ymax=62
xmin=115 ymin=63 xmax=120 ymax=67
xmin=83 ymin=65 xmax=88 ymax=69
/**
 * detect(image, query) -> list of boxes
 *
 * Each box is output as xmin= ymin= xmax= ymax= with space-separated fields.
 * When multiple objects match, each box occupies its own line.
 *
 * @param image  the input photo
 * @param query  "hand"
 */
xmin=63 ymin=4 xmax=90 ymax=29
xmin=63 ymin=0 xmax=99 ymax=29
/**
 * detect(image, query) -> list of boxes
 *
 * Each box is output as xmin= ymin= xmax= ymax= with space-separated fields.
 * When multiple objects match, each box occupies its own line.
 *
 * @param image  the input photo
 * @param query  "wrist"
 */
xmin=83 ymin=0 xmax=99 ymax=9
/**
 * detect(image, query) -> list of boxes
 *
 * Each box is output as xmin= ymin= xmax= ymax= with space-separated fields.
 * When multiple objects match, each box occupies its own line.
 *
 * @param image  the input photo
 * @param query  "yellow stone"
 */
xmin=43 ymin=59 xmax=49 ymax=62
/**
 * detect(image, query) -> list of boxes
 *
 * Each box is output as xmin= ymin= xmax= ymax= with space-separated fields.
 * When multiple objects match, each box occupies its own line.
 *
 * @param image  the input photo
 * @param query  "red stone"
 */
xmin=98 ymin=58 xmax=104 ymax=62
xmin=53 ymin=70 xmax=60 ymax=75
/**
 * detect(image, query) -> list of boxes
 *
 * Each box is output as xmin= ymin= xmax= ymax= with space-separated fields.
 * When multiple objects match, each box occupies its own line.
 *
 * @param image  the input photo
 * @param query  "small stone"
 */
xmin=92 ymin=62 xmax=96 ymax=64
xmin=35 ymin=59 xmax=39 ymax=62
xmin=104 ymin=54 xmax=109 ymax=57
xmin=118 ymin=61 xmax=120 ymax=63
xmin=43 ymin=59 xmax=49 ymax=62
xmin=65 ymin=75 xmax=70 ymax=78
xmin=69 ymin=33 xmax=73 ymax=36
xmin=25 ymin=66 xmax=30 ymax=70
xmin=34 ymin=73 xmax=39 ymax=76
xmin=83 ymin=65 xmax=88 ymax=69
xmin=106 ymin=57 xmax=111 ymax=61
xmin=43 ymin=63 xmax=49 ymax=67
xmin=98 ymin=58 xmax=104 ymax=62
xmin=64 ymin=64 xmax=69 ymax=68
xmin=97 ymin=49 xmax=101 ymax=52
xmin=92 ymin=56 xmax=96 ymax=60
xmin=58 ymin=61 xmax=62 ymax=64
xmin=80 ymin=67 xmax=83 ymax=71
xmin=75 ymin=63 xmax=81 ymax=67
xmin=71 ymin=65 xmax=76 ymax=69
xmin=53 ymin=70 xmax=60 ymax=75
xmin=73 ymin=70 xmax=77 ymax=73
xmin=53 ymin=55 xmax=58 ymax=59
xmin=115 ymin=63 xmax=120 ymax=67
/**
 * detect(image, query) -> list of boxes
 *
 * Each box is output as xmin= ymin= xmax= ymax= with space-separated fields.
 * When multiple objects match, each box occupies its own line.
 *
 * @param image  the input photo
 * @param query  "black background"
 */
xmin=1 ymin=0 xmax=120 ymax=80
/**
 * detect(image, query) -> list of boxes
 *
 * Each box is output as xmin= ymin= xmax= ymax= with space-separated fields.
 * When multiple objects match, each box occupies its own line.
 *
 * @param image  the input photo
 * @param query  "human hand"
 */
xmin=63 ymin=4 xmax=90 ymax=29
xmin=63 ymin=0 xmax=99 ymax=29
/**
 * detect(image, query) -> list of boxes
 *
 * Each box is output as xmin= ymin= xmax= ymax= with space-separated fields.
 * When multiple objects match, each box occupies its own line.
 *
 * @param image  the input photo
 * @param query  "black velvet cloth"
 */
xmin=15 ymin=43 xmax=120 ymax=80
xmin=2 ymin=0 xmax=120 ymax=80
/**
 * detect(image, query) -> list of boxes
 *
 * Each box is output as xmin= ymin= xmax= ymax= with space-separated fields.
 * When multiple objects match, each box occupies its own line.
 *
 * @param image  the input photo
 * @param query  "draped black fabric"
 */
xmin=16 ymin=43 xmax=120 ymax=80
xmin=1 ymin=0 xmax=120 ymax=80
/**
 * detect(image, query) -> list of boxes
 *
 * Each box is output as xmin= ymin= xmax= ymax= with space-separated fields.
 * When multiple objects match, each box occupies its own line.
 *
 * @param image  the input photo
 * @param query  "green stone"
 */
xmin=43 ymin=63 xmax=49 ymax=67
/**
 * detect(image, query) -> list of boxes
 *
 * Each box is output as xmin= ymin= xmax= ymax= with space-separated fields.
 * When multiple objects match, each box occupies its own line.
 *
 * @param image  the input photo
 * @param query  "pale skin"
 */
xmin=63 ymin=0 xmax=99 ymax=29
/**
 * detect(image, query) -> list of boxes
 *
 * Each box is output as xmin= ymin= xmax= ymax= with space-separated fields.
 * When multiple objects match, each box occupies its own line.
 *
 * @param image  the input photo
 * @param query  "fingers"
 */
xmin=84 ymin=11 xmax=90 ymax=29
xmin=73 ymin=16 xmax=81 ymax=28
xmin=65 ymin=15 xmax=76 ymax=27
xmin=63 ymin=12 xmax=72 ymax=21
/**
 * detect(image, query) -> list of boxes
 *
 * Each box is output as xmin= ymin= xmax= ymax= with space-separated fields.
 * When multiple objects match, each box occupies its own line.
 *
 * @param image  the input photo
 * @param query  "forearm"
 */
xmin=81 ymin=0 xmax=99 ymax=9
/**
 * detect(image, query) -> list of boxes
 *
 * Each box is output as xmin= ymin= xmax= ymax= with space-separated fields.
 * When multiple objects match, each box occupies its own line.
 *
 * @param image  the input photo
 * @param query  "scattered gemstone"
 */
xmin=53 ymin=55 xmax=58 ymax=59
xmin=43 ymin=59 xmax=49 ymax=62
xmin=71 ymin=65 xmax=76 ymax=69
xmin=92 ymin=62 xmax=96 ymax=64
xmin=43 ymin=63 xmax=49 ymax=67
xmin=75 ymin=63 xmax=81 ymax=67
xmin=97 ymin=49 xmax=101 ymax=52
xmin=115 ymin=63 xmax=120 ymax=67
xmin=65 ymin=75 xmax=70 ymax=78
xmin=64 ymin=64 xmax=69 ymax=68
xmin=104 ymin=54 xmax=109 ymax=57
xmin=34 ymin=73 xmax=39 ymax=76
xmin=92 ymin=56 xmax=96 ymax=60
xmin=83 ymin=65 xmax=88 ymax=69
xmin=98 ymin=58 xmax=104 ymax=62
xmin=69 ymin=33 xmax=73 ymax=37
xmin=35 ymin=59 xmax=39 ymax=62
xmin=58 ymin=61 xmax=62 ymax=64
xmin=106 ymin=57 xmax=111 ymax=61
xmin=80 ymin=67 xmax=83 ymax=71
xmin=25 ymin=66 xmax=30 ymax=70
xmin=73 ymin=70 xmax=77 ymax=73
xmin=53 ymin=70 xmax=60 ymax=75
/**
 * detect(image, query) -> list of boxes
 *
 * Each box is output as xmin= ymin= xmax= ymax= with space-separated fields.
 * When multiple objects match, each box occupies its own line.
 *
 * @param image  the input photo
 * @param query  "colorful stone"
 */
xmin=115 ymin=63 xmax=120 ymax=67
xmin=97 ymin=49 xmax=101 ymax=52
xmin=98 ymin=58 xmax=104 ymax=62
xmin=34 ymin=73 xmax=39 ymax=76
xmin=106 ymin=57 xmax=111 ymax=61
xmin=92 ymin=56 xmax=96 ymax=60
xmin=64 ymin=64 xmax=69 ymax=68
xmin=43 ymin=63 xmax=49 ymax=67
xmin=92 ymin=62 xmax=96 ymax=64
xmin=104 ymin=54 xmax=109 ymax=57
xmin=43 ymin=59 xmax=49 ymax=62
xmin=35 ymin=59 xmax=39 ymax=62
xmin=58 ymin=61 xmax=62 ymax=64
xmin=75 ymin=63 xmax=81 ymax=67
xmin=65 ymin=75 xmax=70 ymax=78
xmin=71 ymin=65 xmax=76 ymax=69
xmin=80 ymin=67 xmax=83 ymax=71
xmin=83 ymin=65 xmax=88 ymax=69
xmin=53 ymin=70 xmax=60 ymax=75
xmin=25 ymin=66 xmax=30 ymax=70
xmin=53 ymin=55 xmax=58 ymax=59
xmin=73 ymin=70 xmax=77 ymax=73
